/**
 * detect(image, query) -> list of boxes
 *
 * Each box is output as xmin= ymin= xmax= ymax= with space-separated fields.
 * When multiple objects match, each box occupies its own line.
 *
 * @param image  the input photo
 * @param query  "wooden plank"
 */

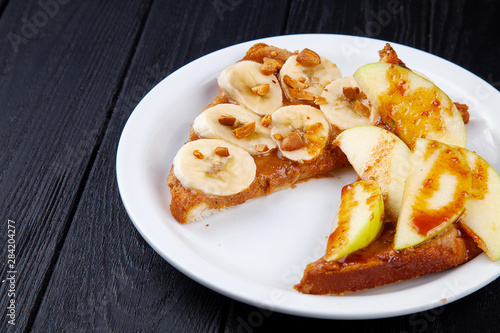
xmin=0 ymin=0 xmax=153 ymax=331
xmin=0 ymin=0 xmax=9 ymax=17
xmin=18 ymin=0 xmax=500 ymax=332
xmin=284 ymin=0 xmax=429 ymax=50
xmin=429 ymin=0 xmax=500 ymax=83
xmin=30 ymin=0 xmax=292 ymax=332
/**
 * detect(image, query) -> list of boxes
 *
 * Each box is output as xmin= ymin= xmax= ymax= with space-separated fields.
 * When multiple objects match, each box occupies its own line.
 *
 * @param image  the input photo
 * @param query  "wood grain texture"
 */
xmin=0 ymin=0 xmax=153 ymax=331
xmin=0 ymin=0 xmax=9 ymax=19
xmin=31 ymin=1 xmax=291 ymax=332
xmin=285 ymin=0 xmax=429 ymax=50
xmin=430 ymin=0 xmax=500 ymax=83
xmin=0 ymin=0 xmax=499 ymax=332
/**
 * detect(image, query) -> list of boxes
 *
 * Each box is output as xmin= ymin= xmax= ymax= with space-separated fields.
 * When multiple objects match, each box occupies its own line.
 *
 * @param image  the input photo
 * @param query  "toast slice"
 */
xmin=295 ymin=45 xmax=480 ymax=294
xmin=168 ymin=44 xmax=349 ymax=224
xmin=295 ymin=222 xmax=481 ymax=295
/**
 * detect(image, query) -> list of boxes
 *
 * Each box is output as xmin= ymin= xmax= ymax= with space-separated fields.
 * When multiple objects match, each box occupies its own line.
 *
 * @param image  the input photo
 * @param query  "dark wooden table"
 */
xmin=1 ymin=0 xmax=500 ymax=331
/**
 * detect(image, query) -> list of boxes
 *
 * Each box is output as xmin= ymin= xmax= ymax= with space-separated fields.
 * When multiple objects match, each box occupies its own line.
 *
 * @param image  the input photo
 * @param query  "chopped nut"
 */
xmin=296 ymin=48 xmax=321 ymax=67
xmin=353 ymin=100 xmax=370 ymax=117
xmin=288 ymin=88 xmax=315 ymax=101
xmin=252 ymin=84 xmax=270 ymax=96
xmin=214 ymin=146 xmax=230 ymax=157
xmin=298 ymin=76 xmax=306 ymax=83
xmin=283 ymin=74 xmax=309 ymax=89
xmin=273 ymin=133 xmax=283 ymax=141
xmin=314 ymin=96 xmax=328 ymax=105
xmin=193 ymin=150 xmax=204 ymax=159
xmin=232 ymin=122 xmax=256 ymax=138
xmin=270 ymin=51 xmax=277 ymax=57
xmin=261 ymin=114 xmax=272 ymax=127
xmin=260 ymin=57 xmax=283 ymax=75
xmin=255 ymin=144 xmax=269 ymax=152
xmin=218 ymin=114 xmax=236 ymax=126
xmin=280 ymin=132 xmax=305 ymax=151
xmin=273 ymin=133 xmax=284 ymax=141
xmin=343 ymin=86 xmax=361 ymax=100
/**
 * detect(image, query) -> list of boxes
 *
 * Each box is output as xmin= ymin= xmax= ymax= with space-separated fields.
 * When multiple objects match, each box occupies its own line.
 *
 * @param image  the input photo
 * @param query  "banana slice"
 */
xmin=279 ymin=50 xmax=342 ymax=102
xmin=320 ymin=76 xmax=373 ymax=130
xmin=173 ymin=139 xmax=256 ymax=196
xmin=271 ymin=105 xmax=330 ymax=162
xmin=217 ymin=60 xmax=283 ymax=115
xmin=192 ymin=104 xmax=276 ymax=155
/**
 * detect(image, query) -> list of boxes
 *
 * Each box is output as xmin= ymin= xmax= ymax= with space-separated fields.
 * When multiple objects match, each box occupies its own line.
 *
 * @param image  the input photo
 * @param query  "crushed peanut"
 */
xmin=343 ymin=86 xmax=367 ymax=100
xmin=343 ymin=86 xmax=360 ymax=100
xmin=314 ymin=96 xmax=328 ymax=105
xmin=232 ymin=122 xmax=256 ymax=138
xmin=273 ymin=133 xmax=284 ymax=141
xmin=288 ymin=88 xmax=315 ymax=101
xmin=283 ymin=74 xmax=309 ymax=89
xmin=218 ymin=115 xmax=237 ymax=126
xmin=260 ymin=57 xmax=283 ymax=75
xmin=214 ymin=146 xmax=230 ymax=157
xmin=296 ymin=48 xmax=321 ymax=67
xmin=193 ymin=150 xmax=204 ymax=159
xmin=281 ymin=132 xmax=305 ymax=151
xmin=353 ymin=100 xmax=370 ymax=117
xmin=261 ymin=114 xmax=272 ymax=127
xmin=252 ymin=84 xmax=270 ymax=96
xmin=255 ymin=144 xmax=269 ymax=152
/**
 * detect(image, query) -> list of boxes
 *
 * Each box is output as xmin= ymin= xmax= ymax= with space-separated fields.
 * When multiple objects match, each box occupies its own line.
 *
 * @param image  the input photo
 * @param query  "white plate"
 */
xmin=116 ymin=34 xmax=500 ymax=319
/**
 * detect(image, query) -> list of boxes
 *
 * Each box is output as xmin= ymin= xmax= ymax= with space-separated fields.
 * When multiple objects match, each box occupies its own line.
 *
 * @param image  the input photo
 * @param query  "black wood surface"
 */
xmin=1 ymin=0 xmax=499 ymax=332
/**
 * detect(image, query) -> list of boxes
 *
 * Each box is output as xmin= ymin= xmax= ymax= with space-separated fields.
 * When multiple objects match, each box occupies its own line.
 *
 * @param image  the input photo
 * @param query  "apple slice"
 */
xmin=455 ymin=147 xmax=500 ymax=261
xmin=394 ymin=138 xmax=471 ymax=250
xmin=353 ymin=62 xmax=466 ymax=148
xmin=333 ymin=125 xmax=411 ymax=220
xmin=325 ymin=180 xmax=384 ymax=261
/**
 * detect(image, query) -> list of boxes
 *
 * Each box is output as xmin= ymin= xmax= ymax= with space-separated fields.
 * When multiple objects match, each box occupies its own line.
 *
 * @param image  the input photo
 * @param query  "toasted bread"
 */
xmin=295 ymin=223 xmax=482 ymax=295
xmin=168 ymin=44 xmax=348 ymax=224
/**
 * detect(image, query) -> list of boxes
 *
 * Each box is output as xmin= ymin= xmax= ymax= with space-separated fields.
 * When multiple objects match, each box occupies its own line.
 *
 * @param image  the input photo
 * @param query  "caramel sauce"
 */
xmin=253 ymin=142 xmax=347 ymax=188
xmin=378 ymin=64 xmax=454 ymax=146
xmin=252 ymin=149 xmax=301 ymax=193
xmin=470 ymin=155 xmax=489 ymax=200
xmin=409 ymin=143 xmax=470 ymax=236
xmin=303 ymin=122 xmax=327 ymax=156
